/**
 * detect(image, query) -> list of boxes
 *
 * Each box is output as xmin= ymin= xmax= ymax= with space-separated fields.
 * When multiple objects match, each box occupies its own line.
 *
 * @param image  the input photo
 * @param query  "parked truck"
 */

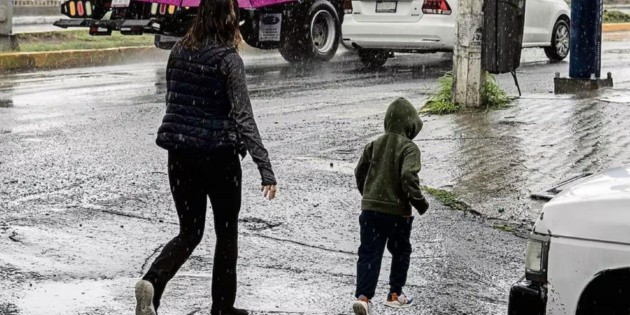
xmin=53 ymin=0 xmax=346 ymax=63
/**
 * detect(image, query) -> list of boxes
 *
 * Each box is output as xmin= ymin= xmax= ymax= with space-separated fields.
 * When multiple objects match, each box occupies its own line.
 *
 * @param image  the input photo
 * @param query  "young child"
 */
xmin=352 ymin=97 xmax=430 ymax=315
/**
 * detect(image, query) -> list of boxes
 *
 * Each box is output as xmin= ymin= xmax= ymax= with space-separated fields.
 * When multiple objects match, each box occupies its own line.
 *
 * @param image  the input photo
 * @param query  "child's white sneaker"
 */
xmin=135 ymin=280 xmax=157 ymax=315
xmin=352 ymin=295 xmax=373 ymax=315
xmin=384 ymin=292 xmax=414 ymax=308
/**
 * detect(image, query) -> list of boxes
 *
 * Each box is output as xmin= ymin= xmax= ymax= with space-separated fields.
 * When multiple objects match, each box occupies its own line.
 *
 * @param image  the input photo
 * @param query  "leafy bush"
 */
xmin=604 ymin=10 xmax=630 ymax=23
xmin=422 ymin=72 xmax=512 ymax=115
xmin=421 ymin=73 xmax=460 ymax=115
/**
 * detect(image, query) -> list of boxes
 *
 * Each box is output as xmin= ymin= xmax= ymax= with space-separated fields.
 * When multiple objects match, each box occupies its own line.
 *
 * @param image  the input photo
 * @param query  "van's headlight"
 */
xmin=525 ymin=234 xmax=550 ymax=283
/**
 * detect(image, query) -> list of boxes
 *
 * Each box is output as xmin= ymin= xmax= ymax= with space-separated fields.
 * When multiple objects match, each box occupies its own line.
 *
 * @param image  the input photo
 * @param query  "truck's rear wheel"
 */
xmin=279 ymin=0 xmax=340 ymax=63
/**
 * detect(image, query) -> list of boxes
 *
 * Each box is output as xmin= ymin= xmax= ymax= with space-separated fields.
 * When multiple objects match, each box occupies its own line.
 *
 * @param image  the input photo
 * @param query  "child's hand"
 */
xmin=416 ymin=198 xmax=429 ymax=215
xmin=261 ymin=185 xmax=278 ymax=200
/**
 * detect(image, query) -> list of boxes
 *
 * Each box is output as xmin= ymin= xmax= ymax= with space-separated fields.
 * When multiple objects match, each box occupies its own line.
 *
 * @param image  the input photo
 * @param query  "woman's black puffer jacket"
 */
xmin=156 ymin=41 xmax=276 ymax=185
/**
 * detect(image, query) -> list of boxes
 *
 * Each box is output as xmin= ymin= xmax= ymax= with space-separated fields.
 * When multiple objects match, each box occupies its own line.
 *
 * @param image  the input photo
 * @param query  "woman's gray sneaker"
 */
xmin=135 ymin=280 xmax=157 ymax=315
xmin=352 ymin=296 xmax=373 ymax=315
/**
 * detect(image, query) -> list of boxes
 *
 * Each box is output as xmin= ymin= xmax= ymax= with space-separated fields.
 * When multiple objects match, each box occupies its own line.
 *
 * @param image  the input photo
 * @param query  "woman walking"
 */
xmin=134 ymin=0 xmax=277 ymax=314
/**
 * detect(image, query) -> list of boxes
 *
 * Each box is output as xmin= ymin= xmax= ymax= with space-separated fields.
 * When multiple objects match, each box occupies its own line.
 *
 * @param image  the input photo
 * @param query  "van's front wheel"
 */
xmin=279 ymin=0 xmax=341 ymax=63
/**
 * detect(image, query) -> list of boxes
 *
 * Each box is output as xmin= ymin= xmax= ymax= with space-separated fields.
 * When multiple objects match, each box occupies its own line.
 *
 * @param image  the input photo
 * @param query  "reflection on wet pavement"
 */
xmin=0 ymin=41 xmax=629 ymax=314
xmin=421 ymin=91 xmax=630 ymax=225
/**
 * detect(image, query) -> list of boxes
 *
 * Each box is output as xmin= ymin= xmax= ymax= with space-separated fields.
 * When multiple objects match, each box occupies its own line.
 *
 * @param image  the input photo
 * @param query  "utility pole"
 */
xmin=0 ymin=0 xmax=18 ymax=51
xmin=554 ymin=0 xmax=613 ymax=93
xmin=452 ymin=0 xmax=485 ymax=107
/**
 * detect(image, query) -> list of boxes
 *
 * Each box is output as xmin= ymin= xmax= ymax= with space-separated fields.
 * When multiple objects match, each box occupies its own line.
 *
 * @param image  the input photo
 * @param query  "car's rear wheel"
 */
xmin=544 ymin=18 xmax=570 ymax=62
xmin=358 ymin=49 xmax=389 ymax=68
xmin=279 ymin=0 xmax=341 ymax=63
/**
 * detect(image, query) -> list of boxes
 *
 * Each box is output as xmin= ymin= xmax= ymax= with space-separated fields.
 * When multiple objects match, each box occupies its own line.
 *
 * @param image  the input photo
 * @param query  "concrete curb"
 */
xmin=603 ymin=23 xmax=630 ymax=32
xmin=0 ymin=46 xmax=168 ymax=71
xmin=12 ymin=15 xmax=64 ymax=26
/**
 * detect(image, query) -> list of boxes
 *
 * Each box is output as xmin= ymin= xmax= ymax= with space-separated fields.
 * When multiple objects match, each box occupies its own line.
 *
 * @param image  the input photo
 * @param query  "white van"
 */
xmin=508 ymin=166 xmax=630 ymax=315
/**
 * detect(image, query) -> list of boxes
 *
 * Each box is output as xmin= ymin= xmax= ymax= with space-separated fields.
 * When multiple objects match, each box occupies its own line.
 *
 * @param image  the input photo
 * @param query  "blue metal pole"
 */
xmin=569 ymin=0 xmax=603 ymax=79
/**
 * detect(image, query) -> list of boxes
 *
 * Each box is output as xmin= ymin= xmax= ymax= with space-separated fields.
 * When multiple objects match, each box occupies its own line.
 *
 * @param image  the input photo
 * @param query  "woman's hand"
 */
xmin=261 ymin=185 xmax=278 ymax=200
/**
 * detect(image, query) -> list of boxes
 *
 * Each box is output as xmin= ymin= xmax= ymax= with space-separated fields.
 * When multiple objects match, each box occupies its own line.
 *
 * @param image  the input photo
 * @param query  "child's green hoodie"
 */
xmin=355 ymin=97 xmax=429 ymax=216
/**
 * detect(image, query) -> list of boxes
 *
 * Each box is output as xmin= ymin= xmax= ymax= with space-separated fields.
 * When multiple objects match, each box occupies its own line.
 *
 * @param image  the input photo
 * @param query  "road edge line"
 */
xmin=603 ymin=23 xmax=630 ymax=33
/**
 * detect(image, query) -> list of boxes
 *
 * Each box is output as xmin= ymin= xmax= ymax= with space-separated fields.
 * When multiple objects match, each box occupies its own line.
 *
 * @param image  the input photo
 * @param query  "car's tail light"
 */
xmin=344 ymin=0 xmax=353 ymax=14
xmin=422 ymin=0 xmax=451 ymax=14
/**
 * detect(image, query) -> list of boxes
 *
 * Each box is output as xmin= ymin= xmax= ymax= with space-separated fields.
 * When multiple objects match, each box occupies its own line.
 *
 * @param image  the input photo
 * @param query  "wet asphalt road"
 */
xmin=1 ymin=39 xmax=630 ymax=314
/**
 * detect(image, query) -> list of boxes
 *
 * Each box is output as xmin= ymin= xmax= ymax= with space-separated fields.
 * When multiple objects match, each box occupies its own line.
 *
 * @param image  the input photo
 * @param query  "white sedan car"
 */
xmin=341 ymin=0 xmax=570 ymax=67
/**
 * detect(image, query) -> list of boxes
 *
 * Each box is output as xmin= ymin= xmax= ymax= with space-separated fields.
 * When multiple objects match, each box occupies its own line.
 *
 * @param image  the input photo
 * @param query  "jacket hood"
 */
xmin=384 ymin=97 xmax=423 ymax=139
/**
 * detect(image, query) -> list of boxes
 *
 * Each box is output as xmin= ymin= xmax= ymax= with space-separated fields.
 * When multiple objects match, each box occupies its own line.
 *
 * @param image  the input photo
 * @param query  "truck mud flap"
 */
xmin=154 ymin=34 xmax=180 ymax=50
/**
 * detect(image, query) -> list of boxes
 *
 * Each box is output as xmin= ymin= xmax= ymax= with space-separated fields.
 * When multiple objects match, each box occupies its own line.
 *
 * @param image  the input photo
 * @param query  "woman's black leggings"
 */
xmin=143 ymin=150 xmax=242 ymax=312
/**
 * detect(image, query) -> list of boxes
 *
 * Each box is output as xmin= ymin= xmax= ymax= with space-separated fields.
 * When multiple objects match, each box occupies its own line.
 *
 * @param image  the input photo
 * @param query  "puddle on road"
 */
xmin=421 ymin=94 xmax=630 ymax=223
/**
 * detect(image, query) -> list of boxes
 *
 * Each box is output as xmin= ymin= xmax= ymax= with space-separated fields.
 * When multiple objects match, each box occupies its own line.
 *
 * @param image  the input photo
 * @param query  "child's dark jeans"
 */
xmin=355 ymin=210 xmax=414 ymax=299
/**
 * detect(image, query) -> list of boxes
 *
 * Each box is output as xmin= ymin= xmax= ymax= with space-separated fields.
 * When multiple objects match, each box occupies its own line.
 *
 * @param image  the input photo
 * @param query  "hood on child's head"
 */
xmin=384 ymin=97 xmax=423 ymax=140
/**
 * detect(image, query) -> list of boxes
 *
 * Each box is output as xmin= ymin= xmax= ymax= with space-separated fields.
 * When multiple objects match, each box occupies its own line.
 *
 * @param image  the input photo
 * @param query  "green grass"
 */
xmin=422 ymin=185 xmax=524 ymax=235
xmin=482 ymin=74 xmax=511 ymax=109
xmin=421 ymin=186 xmax=471 ymax=212
xmin=421 ymin=73 xmax=460 ymax=115
xmin=493 ymin=223 xmax=516 ymax=232
xmin=421 ymin=72 xmax=512 ymax=115
xmin=14 ymin=30 xmax=154 ymax=53
xmin=604 ymin=10 xmax=630 ymax=23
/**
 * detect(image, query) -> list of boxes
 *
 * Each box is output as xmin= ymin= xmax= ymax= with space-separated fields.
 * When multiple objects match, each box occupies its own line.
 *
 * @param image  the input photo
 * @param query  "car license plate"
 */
xmin=111 ymin=0 xmax=131 ymax=7
xmin=376 ymin=0 xmax=397 ymax=13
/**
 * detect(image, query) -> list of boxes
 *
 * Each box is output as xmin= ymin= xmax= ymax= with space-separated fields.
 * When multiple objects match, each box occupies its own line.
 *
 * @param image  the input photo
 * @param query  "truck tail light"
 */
xmin=85 ymin=1 xmax=92 ymax=16
xmin=422 ymin=0 xmax=451 ymax=14
xmin=344 ymin=0 xmax=353 ymax=14
xmin=61 ymin=0 xmax=105 ymax=19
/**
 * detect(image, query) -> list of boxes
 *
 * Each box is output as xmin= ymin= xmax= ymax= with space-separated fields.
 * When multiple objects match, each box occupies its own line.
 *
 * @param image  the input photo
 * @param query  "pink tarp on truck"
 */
xmin=134 ymin=0 xmax=295 ymax=9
